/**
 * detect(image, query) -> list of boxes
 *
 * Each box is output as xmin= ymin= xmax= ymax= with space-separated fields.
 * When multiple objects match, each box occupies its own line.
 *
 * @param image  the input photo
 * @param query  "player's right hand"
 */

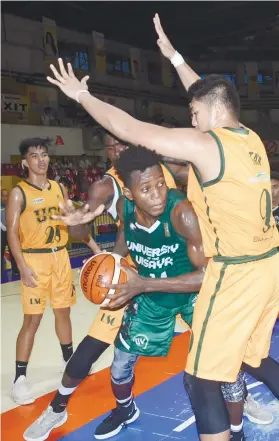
xmin=153 ymin=13 xmax=176 ymax=60
xmin=52 ymin=200 xmax=105 ymax=226
xmin=47 ymin=58 xmax=90 ymax=101
xmin=20 ymin=264 xmax=38 ymax=288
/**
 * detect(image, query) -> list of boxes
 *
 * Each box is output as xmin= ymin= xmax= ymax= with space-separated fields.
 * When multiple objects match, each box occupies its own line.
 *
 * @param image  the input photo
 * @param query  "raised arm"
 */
xmin=153 ymin=13 xmax=200 ymax=92
xmin=47 ymin=60 xmax=215 ymax=173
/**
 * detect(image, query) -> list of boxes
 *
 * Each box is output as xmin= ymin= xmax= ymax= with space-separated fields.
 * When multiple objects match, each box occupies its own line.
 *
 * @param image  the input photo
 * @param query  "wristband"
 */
xmin=76 ymin=90 xmax=90 ymax=103
xmin=170 ymin=51 xmax=184 ymax=68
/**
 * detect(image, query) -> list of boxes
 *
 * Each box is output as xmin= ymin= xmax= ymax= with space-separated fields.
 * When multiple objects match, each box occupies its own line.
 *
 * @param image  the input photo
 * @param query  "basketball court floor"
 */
xmin=1 ymin=267 xmax=279 ymax=441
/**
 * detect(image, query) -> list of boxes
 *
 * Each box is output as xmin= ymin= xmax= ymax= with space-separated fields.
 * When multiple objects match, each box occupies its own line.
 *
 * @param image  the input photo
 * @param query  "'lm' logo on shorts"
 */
xmin=30 ymin=298 xmax=41 ymax=304
xmin=133 ymin=334 xmax=149 ymax=349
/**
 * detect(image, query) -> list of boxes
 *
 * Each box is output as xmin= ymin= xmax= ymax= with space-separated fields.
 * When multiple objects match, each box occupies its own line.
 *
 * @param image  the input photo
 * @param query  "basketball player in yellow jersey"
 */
xmin=6 ymin=138 xmax=101 ymax=407
xmin=47 ymin=14 xmax=279 ymax=441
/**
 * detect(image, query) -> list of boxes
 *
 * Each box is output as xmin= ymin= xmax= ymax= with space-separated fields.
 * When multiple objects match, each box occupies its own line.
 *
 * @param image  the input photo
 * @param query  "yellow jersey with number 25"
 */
xmin=16 ymin=180 xmax=68 ymax=251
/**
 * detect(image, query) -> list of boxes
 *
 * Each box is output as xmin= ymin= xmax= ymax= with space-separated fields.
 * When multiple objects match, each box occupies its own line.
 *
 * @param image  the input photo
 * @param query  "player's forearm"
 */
xmin=68 ymin=225 xmax=89 ymax=241
xmin=84 ymin=235 xmax=101 ymax=254
xmin=175 ymin=62 xmax=200 ymax=92
xmin=7 ymin=232 xmax=26 ymax=270
xmin=143 ymin=269 xmax=204 ymax=294
xmin=79 ymin=93 xmax=137 ymax=142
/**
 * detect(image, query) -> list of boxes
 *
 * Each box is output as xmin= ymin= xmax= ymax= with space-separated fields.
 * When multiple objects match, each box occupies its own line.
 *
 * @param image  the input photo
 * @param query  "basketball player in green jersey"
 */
xmin=94 ymin=145 xmax=246 ymax=440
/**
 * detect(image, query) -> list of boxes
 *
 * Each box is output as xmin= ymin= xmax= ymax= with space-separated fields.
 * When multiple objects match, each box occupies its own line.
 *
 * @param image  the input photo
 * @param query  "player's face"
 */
xmin=128 ymin=165 xmax=168 ymax=218
xmin=190 ymin=99 xmax=216 ymax=133
xmin=271 ymin=178 xmax=279 ymax=207
xmin=104 ymin=135 xmax=127 ymax=165
xmin=23 ymin=147 xmax=50 ymax=176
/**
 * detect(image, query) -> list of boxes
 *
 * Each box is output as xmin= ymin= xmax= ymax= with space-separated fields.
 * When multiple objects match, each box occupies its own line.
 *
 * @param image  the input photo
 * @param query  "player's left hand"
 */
xmin=52 ymin=200 xmax=105 ymax=225
xmin=105 ymin=265 xmax=145 ymax=308
xmin=47 ymin=58 xmax=90 ymax=101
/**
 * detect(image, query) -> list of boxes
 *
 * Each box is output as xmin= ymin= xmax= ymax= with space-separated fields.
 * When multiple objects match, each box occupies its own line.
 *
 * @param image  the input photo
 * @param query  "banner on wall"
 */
xmin=245 ymin=62 xmax=259 ymax=99
xmin=161 ymin=55 xmax=172 ymax=88
xmin=130 ymin=47 xmax=141 ymax=81
xmin=1 ymin=94 xmax=29 ymax=123
xmin=43 ymin=17 xmax=59 ymax=69
xmin=93 ymin=31 xmax=106 ymax=74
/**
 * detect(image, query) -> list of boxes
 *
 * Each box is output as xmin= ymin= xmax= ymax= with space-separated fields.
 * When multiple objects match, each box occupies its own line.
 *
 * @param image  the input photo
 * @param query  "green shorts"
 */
xmin=115 ymin=293 xmax=197 ymax=357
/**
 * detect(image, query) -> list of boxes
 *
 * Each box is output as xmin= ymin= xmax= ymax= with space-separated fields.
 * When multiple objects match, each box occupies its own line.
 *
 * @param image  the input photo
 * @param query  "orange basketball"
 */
xmin=79 ymin=252 xmax=130 ymax=306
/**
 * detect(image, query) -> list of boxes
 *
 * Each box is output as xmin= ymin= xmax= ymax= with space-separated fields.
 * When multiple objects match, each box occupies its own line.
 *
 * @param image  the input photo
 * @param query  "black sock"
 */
xmin=15 ymin=361 xmax=28 ymax=382
xmin=60 ymin=343 xmax=73 ymax=362
xmin=50 ymin=391 xmax=71 ymax=413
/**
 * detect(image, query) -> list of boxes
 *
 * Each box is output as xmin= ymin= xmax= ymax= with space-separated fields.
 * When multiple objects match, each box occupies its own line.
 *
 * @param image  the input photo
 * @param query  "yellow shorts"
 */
xmin=21 ymin=248 xmax=76 ymax=314
xmin=87 ymin=253 xmax=136 ymax=344
xmin=88 ymin=306 xmax=125 ymax=344
xmin=186 ymin=249 xmax=279 ymax=382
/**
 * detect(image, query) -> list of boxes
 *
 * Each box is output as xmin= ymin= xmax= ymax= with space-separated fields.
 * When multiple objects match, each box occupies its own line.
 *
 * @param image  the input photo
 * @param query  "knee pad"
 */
xmin=111 ymin=348 xmax=138 ymax=385
xmin=66 ymin=336 xmax=109 ymax=379
xmin=183 ymin=372 xmax=230 ymax=435
xmin=221 ymin=370 xmax=246 ymax=402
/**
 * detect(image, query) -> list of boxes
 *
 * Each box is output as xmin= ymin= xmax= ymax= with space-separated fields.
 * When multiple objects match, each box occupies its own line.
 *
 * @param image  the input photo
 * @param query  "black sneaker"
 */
xmin=94 ymin=401 xmax=140 ymax=439
xmin=230 ymin=429 xmax=246 ymax=441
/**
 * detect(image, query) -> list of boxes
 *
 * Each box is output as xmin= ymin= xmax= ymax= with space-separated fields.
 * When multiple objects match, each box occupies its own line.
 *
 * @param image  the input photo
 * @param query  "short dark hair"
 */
xmin=19 ymin=138 xmax=51 ymax=158
xmin=115 ymin=144 xmax=161 ymax=187
xmin=188 ymin=74 xmax=240 ymax=120
xmin=271 ymin=171 xmax=279 ymax=181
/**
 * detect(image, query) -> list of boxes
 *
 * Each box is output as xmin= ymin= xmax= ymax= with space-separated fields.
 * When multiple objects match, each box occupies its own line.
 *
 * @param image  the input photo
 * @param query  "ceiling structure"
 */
xmin=2 ymin=1 xmax=279 ymax=61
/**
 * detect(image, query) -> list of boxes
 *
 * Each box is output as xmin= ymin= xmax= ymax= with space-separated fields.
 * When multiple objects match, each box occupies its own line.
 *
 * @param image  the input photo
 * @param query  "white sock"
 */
xmin=59 ymin=384 xmax=77 ymax=395
xmin=117 ymin=394 xmax=132 ymax=407
xmin=231 ymin=421 xmax=243 ymax=432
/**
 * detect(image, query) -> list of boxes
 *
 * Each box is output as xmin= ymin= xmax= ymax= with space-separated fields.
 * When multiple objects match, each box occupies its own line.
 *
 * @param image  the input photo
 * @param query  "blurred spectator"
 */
xmin=41 ymin=107 xmax=55 ymax=126
xmin=1 ymin=189 xmax=18 ymax=277
xmin=79 ymin=154 xmax=92 ymax=169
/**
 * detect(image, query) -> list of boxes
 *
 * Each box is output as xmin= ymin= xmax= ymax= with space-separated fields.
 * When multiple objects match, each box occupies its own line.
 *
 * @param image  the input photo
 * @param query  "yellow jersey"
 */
xmin=105 ymin=163 xmax=177 ymax=226
xmin=17 ymin=180 xmax=68 ymax=251
xmin=188 ymin=127 xmax=279 ymax=258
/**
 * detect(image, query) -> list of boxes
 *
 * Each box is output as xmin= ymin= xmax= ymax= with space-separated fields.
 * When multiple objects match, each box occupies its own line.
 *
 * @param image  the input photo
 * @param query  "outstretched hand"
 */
xmin=47 ymin=58 xmax=90 ymax=101
xmin=153 ymin=13 xmax=176 ymax=60
xmin=52 ymin=200 xmax=105 ymax=226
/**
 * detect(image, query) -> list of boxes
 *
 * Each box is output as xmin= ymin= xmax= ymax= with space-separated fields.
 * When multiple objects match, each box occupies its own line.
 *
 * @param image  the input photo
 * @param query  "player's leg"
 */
xmin=23 ymin=335 xmax=109 ymax=441
xmin=50 ymin=249 xmax=76 ymax=369
xmin=94 ymin=347 xmax=139 ymax=440
xmin=242 ymin=357 xmax=279 ymax=399
xmin=185 ymin=255 xmax=279 ymax=440
xmin=181 ymin=302 xmax=246 ymax=440
xmin=95 ymin=297 xmax=177 ymax=439
xmin=23 ymin=306 xmax=125 ymax=441
xmin=53 ymin=307 xmax=73 ymax=368
xmin=12 ymin=254 xmax=50 ymax=405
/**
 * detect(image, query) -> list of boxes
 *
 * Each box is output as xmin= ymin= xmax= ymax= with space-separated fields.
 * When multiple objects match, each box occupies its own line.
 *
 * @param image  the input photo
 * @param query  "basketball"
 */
xmin=79 ymin=252 xmax=130 ymax=306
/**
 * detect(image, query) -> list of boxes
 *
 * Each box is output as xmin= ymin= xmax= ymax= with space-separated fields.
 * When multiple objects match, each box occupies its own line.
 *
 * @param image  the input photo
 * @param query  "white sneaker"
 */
xmin=23 ymin=406 xmax=67 ymax=441
xmin=244 ymin=393 xmax=274 ymax=425
xmin=11 ymin=375 xmax=35 ymax=405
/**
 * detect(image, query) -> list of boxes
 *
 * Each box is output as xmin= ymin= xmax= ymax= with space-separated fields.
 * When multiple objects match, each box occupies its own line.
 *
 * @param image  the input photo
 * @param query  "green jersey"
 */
xmin=123 ymin=189 xmax=197 ymax=309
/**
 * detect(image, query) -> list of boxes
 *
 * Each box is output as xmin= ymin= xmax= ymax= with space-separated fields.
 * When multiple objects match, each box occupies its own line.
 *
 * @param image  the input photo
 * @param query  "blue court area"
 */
xmin=59 ymin=321 xmax=279 ymax=441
